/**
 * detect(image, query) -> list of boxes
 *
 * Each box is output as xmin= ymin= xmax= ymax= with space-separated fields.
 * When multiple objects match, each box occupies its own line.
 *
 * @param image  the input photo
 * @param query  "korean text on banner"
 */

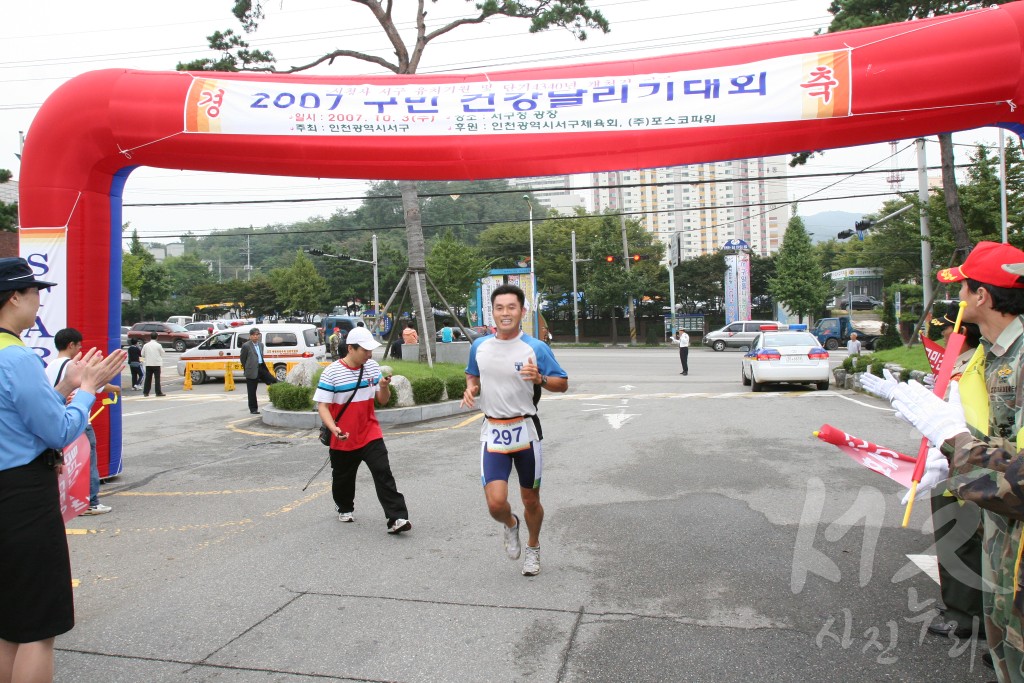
xmin=19 ymin=228 xmax=66 ymax=364
xmin=184 ymin=50 xmax=852 ymax=138
xmin=724 ymin=254 xmax=739 ymax=325
xmin=59 ymin=432 xmax=91 ymax=522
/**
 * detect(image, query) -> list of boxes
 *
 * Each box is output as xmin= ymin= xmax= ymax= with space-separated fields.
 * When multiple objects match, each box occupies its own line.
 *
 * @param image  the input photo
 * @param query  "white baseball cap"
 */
xmin=346 ymin=326 xmax=381 ymax=350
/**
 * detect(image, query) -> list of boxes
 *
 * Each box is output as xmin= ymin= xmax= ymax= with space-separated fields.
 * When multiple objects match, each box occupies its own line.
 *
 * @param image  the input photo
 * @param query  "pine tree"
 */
xmin=769 ymin=216 xmax=830 ymax=322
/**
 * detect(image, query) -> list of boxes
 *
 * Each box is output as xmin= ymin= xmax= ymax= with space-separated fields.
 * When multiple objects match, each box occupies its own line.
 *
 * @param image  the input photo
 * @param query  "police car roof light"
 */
xmin=788 ymin=324 xmax=808 ymax=331
xmin=759 ymin=324 xmax=779 ymax=331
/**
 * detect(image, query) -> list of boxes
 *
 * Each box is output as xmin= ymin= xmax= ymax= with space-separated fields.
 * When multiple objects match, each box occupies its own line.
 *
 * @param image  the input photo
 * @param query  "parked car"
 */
xmin=434 ymin=326 xmax=484 ymax=343
xmin=166 ymin=315 xmax=193 ymax=326
xmin=120 ymin=326 xmax=130 ymax=348
xmin=177 ymin=323 xmax=326 ymax=384
xmin=703 ymin=320 xmax=779 ymax=352
xmin=741 ymin=329 xmax=831 ymax=391
xmin=830 ymin=294 xmax=882 ymax=310
xmin=127 ymin=322 xmax=203 ymax=352
xmin=183 ymin=320 xmax=231 ymax=341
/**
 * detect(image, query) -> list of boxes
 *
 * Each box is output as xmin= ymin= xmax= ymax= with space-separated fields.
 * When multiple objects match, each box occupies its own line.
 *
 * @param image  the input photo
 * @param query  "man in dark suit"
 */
xmin=239 ymin=328 xmax=278 ymax=414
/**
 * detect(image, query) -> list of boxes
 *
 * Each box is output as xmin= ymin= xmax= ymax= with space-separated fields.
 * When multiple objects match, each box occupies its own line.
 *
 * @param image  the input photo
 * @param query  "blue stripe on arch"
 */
xmin=106 ymin=166 xmax=136 ymax=477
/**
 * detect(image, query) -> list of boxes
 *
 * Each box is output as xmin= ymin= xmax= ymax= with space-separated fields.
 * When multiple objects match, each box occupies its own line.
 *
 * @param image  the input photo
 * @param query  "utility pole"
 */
xmin=617 ymin=181 xmax=637 ymax=345
xmin=917 ymin=139 xmax=932 ymax=308
xmin=243 ymin=234 xmax=253 ymax=281
xmin=371 ymin=233 xmax=379 ymax=331
xmin=1000 ymin=129 xmax=1009 ymax=243
xmin=571 ymin=230 xmax=591 ymax=344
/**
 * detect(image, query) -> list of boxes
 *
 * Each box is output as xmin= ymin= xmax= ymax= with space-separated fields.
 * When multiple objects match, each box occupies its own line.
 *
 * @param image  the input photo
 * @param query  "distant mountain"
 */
xmin=801 ymin=211 xmax=867 ymax=243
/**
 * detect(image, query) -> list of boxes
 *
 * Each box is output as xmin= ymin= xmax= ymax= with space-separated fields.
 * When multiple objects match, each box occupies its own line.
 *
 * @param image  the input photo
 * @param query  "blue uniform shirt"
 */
xmin=0 ymin=344 xmax=95 ymax=471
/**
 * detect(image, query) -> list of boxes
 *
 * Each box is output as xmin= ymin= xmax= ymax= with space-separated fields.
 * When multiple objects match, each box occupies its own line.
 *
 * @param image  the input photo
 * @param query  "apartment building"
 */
xmin=588 ymin=158 xmax=790 ymax=259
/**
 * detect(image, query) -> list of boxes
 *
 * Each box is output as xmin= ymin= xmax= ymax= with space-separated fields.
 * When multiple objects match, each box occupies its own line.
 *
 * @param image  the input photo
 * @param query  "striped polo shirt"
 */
xmin=313 ymin=359 xmax=383 ymax=451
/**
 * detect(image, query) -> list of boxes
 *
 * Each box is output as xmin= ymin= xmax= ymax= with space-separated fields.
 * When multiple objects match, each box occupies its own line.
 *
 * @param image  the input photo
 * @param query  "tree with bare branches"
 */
xmin=179 ymin=1 xmax=609 ymax=358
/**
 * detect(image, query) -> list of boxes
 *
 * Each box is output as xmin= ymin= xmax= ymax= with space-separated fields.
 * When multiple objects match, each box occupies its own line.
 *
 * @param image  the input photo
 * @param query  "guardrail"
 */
xmin=183 ymin=360 xmax=334 ymax=390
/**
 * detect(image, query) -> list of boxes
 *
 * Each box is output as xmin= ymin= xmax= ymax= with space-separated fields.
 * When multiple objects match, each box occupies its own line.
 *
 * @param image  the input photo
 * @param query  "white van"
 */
xmin=176 ymin=323 xmax=326 ymax=384
xmin=167 ymin=315 xmax=194 ymax=326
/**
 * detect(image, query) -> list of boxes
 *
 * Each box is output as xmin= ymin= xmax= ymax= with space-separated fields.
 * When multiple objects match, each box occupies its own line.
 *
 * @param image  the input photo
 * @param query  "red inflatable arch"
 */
xmin=18 ymin=3 xmax=1024 ymax=475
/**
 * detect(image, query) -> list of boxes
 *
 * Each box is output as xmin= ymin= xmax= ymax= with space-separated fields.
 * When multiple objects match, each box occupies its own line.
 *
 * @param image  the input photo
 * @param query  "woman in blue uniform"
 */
xmin=0 ymin=258 xmax=126 ymax=683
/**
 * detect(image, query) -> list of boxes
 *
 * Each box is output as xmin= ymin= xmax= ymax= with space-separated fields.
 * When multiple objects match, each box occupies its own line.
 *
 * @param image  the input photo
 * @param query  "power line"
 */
xmin=123 ymin=190 xmax=905 ymax=241
xmin=121 ymin=165 xmax=967 ymax=209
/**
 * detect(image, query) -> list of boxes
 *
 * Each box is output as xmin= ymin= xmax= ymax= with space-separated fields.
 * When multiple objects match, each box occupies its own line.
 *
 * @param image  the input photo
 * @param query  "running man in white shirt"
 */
xmin=461 ymin=284 xmax=568 ymax=576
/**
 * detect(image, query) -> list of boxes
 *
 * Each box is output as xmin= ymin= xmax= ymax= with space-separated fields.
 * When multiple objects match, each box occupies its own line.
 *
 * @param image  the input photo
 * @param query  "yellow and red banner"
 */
xmin=185 ymin=50 xmax=853 ymax=138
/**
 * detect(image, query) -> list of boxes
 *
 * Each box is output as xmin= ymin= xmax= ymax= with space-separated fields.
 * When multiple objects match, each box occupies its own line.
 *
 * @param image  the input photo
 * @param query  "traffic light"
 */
xmin=629 ymin=254 xmax=651 ymax=261
xmin=306 ymin=248 xmax=324 ymax=256
xmin=837 ymin=229 xmax=855 ymax=240
xmin=603 ymin=255 xmax=618 ymax=263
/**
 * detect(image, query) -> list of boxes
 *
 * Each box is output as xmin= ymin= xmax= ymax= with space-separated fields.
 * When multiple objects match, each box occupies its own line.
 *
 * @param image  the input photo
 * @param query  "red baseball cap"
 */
xmin=936 ymin=241 xmax=1024 ymax=289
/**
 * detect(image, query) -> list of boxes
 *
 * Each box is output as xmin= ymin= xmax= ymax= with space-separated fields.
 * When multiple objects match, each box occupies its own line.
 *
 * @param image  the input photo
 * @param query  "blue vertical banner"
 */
xmin=737 ymin=251 xmax=752 ymax=321
xmin=724 ymin=253 xmax=739 ymax=324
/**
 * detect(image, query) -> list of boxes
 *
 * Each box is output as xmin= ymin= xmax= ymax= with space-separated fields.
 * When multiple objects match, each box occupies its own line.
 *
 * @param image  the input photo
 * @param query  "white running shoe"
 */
xmin=388 ymin=518 xmax=412 ymax=534
xmin=522 ymin=546 xmax=540 ymax=576
xmin=83 ymin=503 xmax=112 ymax=515
xmin=338 ymin=512 xmax=354 ymax=522
xmin=503 ymin=514 xmax=521 ymax=560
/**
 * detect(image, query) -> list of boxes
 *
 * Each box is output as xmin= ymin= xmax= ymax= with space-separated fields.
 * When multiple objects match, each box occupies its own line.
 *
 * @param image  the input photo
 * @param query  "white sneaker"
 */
xmin=83 ymin=503 xmax=112 ymax=515
xmin=522 ymin=546 xmax=540 ymax=576
xmin=338 ymin=511 xmax=354 ymax=522
xmin=503 ymin=514 xmax=521 ymax=560
xmin=388 ymin=518 xmax=412 ymax=534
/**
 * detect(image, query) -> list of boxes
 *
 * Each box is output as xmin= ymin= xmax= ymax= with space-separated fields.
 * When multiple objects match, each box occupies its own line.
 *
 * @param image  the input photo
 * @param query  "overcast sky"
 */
xmin=0 ymin=0 xmax=1008 ymax=243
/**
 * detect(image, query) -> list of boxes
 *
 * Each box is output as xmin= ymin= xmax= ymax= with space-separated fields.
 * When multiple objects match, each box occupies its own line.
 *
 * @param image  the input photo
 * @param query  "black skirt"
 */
xmin=0 ymin=455 xmax=74 ymax=643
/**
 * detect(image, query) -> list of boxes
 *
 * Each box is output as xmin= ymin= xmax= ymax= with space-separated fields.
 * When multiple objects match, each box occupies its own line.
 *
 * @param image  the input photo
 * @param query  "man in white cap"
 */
xmin=314 ymin=326 xmax=411 ymax=534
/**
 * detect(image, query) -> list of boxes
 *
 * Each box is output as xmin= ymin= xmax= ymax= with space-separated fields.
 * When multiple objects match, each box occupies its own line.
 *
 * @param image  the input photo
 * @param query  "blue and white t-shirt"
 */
xmin=466 ymin=332 xmax=567 ymax=442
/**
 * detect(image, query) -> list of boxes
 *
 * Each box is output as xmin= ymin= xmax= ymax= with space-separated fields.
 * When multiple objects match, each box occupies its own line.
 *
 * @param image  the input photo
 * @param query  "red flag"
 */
xmin=920 ymin=333 xmax=945 ymax=375
xmin=815 ymin=424 xmax=917 ymax=488
xmin=58 ymin=433 xmax=91 ymax=522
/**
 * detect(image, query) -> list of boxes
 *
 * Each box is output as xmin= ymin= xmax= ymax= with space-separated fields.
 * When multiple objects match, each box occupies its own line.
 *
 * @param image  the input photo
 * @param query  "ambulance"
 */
xmin=176 ymin=323 xmax=326 ymax=384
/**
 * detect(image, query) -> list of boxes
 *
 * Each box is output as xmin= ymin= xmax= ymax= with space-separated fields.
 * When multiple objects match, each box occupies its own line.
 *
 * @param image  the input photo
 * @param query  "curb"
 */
xmin=260 ymin=400 xmax=476 ymax=429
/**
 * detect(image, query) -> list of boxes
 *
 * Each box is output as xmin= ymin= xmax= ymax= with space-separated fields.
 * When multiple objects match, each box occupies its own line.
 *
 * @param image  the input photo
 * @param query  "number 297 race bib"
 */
xmin=485 ymin=416 xmax=532 ymax=454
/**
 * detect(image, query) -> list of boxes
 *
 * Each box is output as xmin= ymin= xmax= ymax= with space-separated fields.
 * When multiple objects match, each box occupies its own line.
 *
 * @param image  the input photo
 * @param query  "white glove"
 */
xmin=891 ymin=380 xmax=969 ymax=446
xmin=860 ymin=368 xmax=900 ymax=401
xmin=901 ymin=447 xmax=949 ymax=504
xmin=922 ymin=373 xmax=936 ymax=389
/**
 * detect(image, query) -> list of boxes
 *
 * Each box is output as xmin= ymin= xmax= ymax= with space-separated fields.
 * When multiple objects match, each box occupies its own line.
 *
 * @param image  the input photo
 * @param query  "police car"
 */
xmin=740 ymin=324 xmax=831 ymax=391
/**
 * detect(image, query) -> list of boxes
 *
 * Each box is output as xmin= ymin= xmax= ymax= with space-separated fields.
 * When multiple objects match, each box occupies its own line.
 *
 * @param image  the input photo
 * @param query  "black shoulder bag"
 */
xmin=318 ymin=364 xmax=365 ymax=446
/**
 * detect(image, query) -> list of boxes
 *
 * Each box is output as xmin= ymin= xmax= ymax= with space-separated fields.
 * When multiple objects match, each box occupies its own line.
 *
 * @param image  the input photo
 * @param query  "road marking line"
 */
xmin=906 ymin=554 xmax=940 ymax=584
xmin=115 ymin=485 xmax=293 ymax=497
xmin=831 ymin=392 xmax=895 ymax=412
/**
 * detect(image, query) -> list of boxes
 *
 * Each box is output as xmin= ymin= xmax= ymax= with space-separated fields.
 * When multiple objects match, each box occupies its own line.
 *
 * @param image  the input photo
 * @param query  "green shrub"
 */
xmin=645 ymin=326 xmax=661 ymax=346
xmin=311 ymin=367 xmax=324 ymax=389
xmin=268 ymin=382 xmax=314 ymax=411
xmin=899 ymin=367 xmax=913 ymax=382
xmin=445 ymin=374 xmax=467 ymax=401
xmin=411 ymin=376 xmax=445 ymax=404
xmin=872 ymin=335 xmax=903 ymax=351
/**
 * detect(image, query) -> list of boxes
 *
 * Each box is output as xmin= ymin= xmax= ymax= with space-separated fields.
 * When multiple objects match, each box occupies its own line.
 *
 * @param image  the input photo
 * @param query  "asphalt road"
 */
xmin=56 ymin=346 xmax=989 ymax=682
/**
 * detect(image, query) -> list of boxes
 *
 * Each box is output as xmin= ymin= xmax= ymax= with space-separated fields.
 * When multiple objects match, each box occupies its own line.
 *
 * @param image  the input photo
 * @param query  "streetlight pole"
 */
xmin=371 ymin=233 xmax=379 ymax=329
xmin=524 ymin=196 xmax=538 ymax=337
xmin=306 ymin=245 xmax=380 ymax=334
xmin=570 ymin=230 xmax=593 ymax=344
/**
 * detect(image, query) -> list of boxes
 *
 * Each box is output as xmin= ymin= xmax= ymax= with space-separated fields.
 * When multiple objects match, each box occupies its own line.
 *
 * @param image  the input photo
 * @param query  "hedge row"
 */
xmin=268 ymin=373 xmax=460 ymax=411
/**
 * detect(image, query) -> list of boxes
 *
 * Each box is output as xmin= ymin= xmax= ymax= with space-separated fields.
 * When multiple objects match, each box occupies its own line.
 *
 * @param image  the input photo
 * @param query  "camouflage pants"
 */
xmin=984 ymin=512 xmax=1024 ymax=682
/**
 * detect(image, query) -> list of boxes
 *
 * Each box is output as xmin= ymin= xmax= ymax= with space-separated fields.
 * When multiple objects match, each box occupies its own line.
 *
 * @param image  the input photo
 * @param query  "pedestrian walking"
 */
xmin=239 ymin=328 xmax=279 ymax=415
xmin=0 ymin=257 xmax=125 ymax=683
xmin=461 ymin=284 xmax=568 ymax=576
xmin=314 ymin=326 xmax=411 ymax=534
xmin=127 ymin=338 xmax=143 ymax=390
xmin=846 ymin=332 xmax=862 ymax=356
xmin=141 ymin=332 xmax=165 ymax=397
xmin=676 ymin=330 xmax=690 ymax=375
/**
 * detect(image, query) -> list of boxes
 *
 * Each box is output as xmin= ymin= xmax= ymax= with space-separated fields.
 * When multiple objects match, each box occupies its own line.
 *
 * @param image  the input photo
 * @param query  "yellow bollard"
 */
xmin=183 ymin=363 xmax=194 ymax=390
